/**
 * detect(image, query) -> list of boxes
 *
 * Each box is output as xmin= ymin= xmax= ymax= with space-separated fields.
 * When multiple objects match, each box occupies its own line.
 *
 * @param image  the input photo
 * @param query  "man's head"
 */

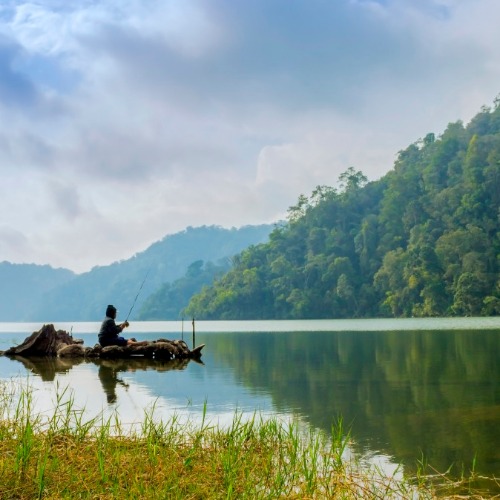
xmin=106 ymin=304 xmax=117 ymax=318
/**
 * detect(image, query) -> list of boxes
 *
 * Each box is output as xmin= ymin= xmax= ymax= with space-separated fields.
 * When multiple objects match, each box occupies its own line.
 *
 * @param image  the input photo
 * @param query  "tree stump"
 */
xmin=2 ymin=324 xmax=79 ymax=357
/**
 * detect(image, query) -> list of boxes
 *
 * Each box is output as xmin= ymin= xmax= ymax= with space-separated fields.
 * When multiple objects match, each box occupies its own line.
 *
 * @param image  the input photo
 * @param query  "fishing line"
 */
xmin=125 ymin=268 xmax=151 ymax=322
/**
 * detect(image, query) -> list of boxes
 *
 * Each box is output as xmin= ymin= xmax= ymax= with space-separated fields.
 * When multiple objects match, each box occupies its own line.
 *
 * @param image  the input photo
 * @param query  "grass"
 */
xmin=0 ymin=381 xmax=497 ymax=499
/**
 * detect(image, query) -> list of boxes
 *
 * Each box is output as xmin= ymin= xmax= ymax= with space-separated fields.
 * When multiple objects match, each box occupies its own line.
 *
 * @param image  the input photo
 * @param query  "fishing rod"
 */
xmin=124 ymin=268 xmax=151 ymax=323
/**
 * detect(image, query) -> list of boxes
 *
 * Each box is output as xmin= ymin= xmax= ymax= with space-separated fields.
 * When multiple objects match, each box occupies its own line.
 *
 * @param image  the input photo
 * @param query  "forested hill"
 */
xmin=30 ymin=224 xmax=274 ymax=322
xmin=184 ymin=102 xmax=500 ymax=319
xmin=1 ymin=224 xmax=273 ymax=322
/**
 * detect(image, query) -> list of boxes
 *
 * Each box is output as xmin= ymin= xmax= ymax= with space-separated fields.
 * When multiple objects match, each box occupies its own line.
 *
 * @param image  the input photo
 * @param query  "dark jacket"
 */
xmin=98 ymin=316 xmax=124 ymax=346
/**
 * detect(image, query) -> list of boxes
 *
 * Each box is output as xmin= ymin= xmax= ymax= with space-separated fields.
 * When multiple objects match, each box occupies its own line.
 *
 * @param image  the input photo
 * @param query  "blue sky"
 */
xmin=0 ymin=0 xmax=498 ymax=272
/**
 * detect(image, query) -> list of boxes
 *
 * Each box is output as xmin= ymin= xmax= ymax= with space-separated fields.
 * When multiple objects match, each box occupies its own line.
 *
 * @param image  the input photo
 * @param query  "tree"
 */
xmin=452 ymin=272 xmax=488 ymax=316
xmin=338 ymin=167 xmax=368 ymax=193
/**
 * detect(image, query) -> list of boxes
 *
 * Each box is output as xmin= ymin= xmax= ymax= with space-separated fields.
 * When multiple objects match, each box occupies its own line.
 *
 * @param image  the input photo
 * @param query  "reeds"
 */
xmin=0 ymin=380 xmax=495 ymax=499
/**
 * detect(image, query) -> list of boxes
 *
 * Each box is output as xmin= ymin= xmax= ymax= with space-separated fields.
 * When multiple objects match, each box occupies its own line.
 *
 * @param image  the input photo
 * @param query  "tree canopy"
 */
xmin=184 ymin=101 xmax=500 ymax=319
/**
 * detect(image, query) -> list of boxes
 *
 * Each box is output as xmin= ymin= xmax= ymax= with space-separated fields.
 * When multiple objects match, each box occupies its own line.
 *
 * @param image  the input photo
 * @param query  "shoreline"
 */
xmin=1 ymin=383 xmax=484 ymax=499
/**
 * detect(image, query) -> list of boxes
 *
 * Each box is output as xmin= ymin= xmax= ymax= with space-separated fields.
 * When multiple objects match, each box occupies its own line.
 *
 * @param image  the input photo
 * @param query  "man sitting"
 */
xmin=98 ymin=304 xmax=134 ymax=347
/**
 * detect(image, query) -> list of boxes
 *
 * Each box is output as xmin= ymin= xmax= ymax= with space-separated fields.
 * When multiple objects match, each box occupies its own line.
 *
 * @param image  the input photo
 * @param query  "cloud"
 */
xmin=0 ymin=225 xmax=31 ymax=262
xmin=0 ymin=0 xmax=498 ymax=272
xmin=0 ymin=36 xmax=38 ymax=105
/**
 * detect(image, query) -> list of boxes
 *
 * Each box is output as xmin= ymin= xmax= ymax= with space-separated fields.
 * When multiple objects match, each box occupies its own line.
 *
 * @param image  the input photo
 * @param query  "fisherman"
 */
xmin=98 ymin=304 xmax=135 ymax=347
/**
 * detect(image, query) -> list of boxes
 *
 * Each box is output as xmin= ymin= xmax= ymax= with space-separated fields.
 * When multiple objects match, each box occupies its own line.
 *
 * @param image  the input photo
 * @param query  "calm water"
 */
xmin=1 ymin=318 xmax=499 ymax=486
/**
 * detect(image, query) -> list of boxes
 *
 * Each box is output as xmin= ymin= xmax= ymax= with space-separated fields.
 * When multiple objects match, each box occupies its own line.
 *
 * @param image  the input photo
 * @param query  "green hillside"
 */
xmin=0 ymin=224 xmax=273 ymax=322
xmin=137 ymin=259 xmax=230 ymax=320
xmin=184 ymin=102 xmax=500 ymax=319
xmin=22 ymin=224 xmax=273 ymax=322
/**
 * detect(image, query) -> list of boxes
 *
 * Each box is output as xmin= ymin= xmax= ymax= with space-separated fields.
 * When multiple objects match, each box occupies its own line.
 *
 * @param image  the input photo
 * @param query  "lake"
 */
xmin=1 ymin=317 xmax=500 ymax=489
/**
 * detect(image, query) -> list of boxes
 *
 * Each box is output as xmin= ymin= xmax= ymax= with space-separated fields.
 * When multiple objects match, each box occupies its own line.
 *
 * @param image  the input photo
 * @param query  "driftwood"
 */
xmin=1 ymin=324 xmax=204 ymax=361
xmin=2 ymin=324 xmax=78 ymax=357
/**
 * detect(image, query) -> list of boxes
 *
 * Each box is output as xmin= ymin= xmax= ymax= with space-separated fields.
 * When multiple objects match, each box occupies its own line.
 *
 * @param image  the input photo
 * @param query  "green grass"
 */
xmin=0 ymin=381 xmax=496 ymax=499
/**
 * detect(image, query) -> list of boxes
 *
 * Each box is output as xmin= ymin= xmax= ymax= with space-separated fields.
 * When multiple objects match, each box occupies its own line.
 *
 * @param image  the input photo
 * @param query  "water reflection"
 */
xmin=203 ymin=329 xmax=500 ymax=481
xmin=98 ymin=362 xmax=128 ymax=404
xmin=1 ymin=325 xmax=499 ymax=491
xmin=5 ymin=354 xmax=203 ymax=405
xmin=95 ymin=357 xmax=201 ymax=404
xmin=8 ymin=355 xmax=83 ymax=381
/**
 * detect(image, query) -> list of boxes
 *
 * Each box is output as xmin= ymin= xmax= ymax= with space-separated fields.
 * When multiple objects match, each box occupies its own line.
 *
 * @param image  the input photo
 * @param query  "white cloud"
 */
xmin=0 ymin=0 xmax=498 ymax=272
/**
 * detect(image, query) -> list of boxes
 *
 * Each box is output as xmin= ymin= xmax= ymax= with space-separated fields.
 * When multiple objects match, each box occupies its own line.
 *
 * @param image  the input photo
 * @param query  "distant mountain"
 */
xmin=24 ymin=224 xmax=274 ymax=322
xmin=137 ymin=259 xmax=230 ymax=320
xmin=0 ymin=262 xmax=75 ymax=321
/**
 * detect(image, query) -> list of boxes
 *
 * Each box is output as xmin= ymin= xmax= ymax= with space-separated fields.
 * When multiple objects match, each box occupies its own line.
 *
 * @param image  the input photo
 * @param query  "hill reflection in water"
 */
xmin=0 ymin=319 xmax=499 ymax=488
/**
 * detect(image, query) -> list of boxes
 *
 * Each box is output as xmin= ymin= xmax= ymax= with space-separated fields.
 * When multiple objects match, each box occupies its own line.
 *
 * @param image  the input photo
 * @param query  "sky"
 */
xmin=0 ymin=0 xmax=498 ymax=274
